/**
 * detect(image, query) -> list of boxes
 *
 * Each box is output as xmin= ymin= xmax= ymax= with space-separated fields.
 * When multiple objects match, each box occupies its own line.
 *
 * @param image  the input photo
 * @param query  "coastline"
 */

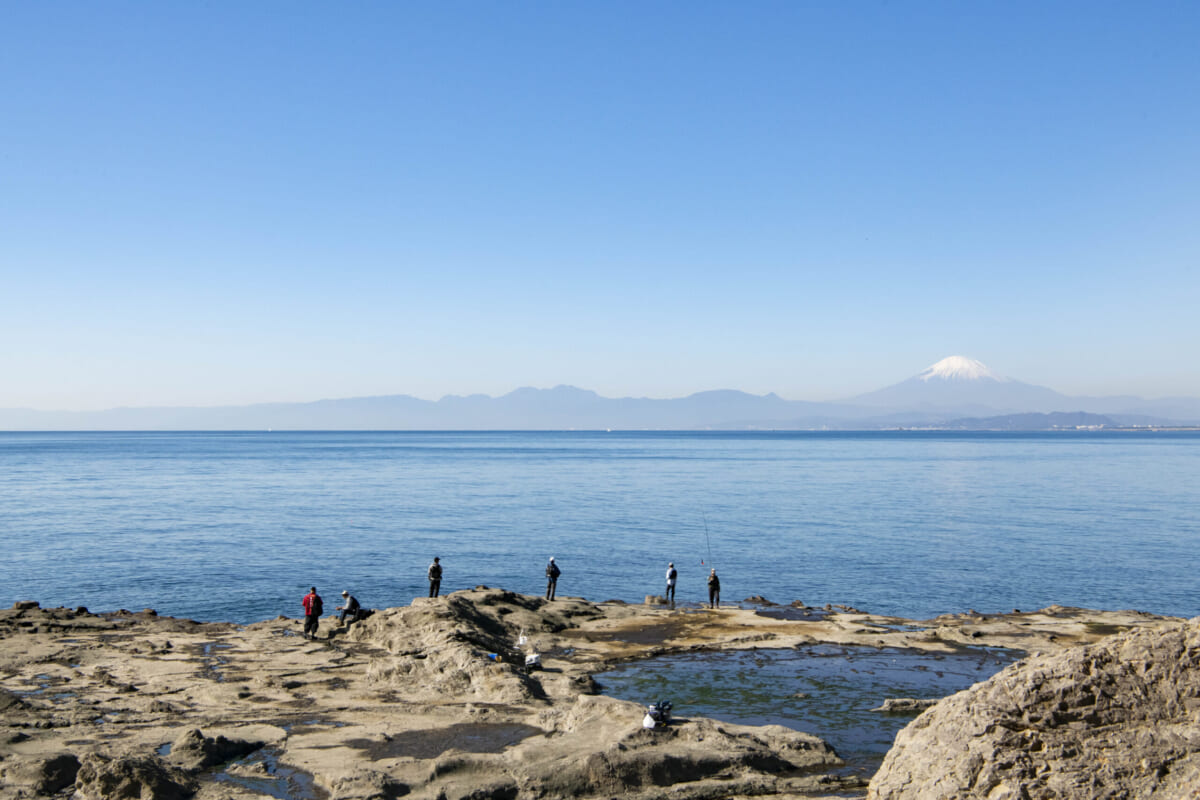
xmin=0 ymin=592 xmax=1185 ymax=799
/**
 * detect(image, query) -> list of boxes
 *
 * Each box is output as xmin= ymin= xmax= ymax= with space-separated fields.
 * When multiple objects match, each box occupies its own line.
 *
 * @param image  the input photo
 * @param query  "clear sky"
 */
xmin=3 ymin=1 xmax=1197 ymax=410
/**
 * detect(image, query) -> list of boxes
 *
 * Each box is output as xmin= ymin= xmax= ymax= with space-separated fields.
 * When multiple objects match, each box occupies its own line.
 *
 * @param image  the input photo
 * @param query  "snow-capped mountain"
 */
xmin=848 ymin=356 xmax=1069 ymax=415
xmin=916 ymin=356 xmax=1005 ymax=383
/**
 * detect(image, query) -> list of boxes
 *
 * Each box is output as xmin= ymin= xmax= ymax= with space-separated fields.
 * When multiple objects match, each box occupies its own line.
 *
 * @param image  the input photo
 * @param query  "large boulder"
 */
xmin=75 ymin=753 xmax=197 ymax=800
xmin=869 ymin=618 xmax=1200 ymax=799
xmin=521 ymin=695 xmax=845 ymax=797
xmin=166 ymin=728 xmax=263 ymax=771
xmin=353 ymin=589 xmax=602 ymax=704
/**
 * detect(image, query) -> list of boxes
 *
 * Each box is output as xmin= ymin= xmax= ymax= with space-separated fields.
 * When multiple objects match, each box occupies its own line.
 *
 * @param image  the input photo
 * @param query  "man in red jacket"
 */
xmin=302 ymin=587 xmax=324 ymax=640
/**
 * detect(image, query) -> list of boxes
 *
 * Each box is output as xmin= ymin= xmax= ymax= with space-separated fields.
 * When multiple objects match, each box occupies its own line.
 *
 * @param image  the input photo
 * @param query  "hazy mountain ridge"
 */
xmin=3 ymin=357 xmax=1198 ymax=430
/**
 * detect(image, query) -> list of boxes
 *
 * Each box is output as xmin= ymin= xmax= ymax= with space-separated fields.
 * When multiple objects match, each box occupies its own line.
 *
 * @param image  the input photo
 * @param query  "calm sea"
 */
xmin=2 ymin=431 xmax=1197 ymax=624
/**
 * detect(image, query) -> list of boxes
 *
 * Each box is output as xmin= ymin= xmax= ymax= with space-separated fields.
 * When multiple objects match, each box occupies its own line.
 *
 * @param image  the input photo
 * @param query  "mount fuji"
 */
xmin=847 ymin=356 xmax=1070 ymax=416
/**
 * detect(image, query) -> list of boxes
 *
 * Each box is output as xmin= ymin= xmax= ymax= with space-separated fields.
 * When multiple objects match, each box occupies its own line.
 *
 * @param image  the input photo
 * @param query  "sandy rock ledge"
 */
xmin=0 ymin=592 xmax=1186 ymax=799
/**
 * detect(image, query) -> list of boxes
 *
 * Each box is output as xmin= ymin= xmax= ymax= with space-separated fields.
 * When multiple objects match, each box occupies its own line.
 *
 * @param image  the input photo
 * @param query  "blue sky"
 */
xmin=3 ymin=2 xmax=1197 ymax=410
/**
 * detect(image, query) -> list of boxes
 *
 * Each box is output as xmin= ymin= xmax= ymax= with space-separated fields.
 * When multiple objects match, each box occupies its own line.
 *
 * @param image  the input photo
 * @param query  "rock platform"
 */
xmin=0 ymin=592 xmax=1184 ymax=799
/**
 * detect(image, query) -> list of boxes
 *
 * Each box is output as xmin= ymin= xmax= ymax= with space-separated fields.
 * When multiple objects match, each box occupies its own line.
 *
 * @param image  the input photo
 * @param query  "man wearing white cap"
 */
xmin=665 ymin=562 xmax=677 ymax=605
xmin=337 ymin=590 xmax=362 ymax=627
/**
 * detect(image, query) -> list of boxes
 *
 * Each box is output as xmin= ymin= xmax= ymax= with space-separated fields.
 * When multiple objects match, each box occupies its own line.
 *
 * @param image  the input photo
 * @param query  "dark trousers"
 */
xmin=340 ymin=608 xmax=360 ymax=625
xmin=304 ymin=613 xmax=320 ymax=638
xmin=546 ymin=578 xmax=557 ymax=600
xmin=429 ymin=580 xmax=441 ymax=598
xmin=708 ymin=589 xmax=719 ymax=608
xmin=665 ymin=584 xmax=675 ymax=602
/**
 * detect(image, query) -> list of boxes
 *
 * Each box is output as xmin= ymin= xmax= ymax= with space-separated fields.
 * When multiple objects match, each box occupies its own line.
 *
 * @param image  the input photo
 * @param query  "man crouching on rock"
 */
xmin=337 ymin=590 xmax=362 ymax=627
xmin=302 ymin=587 xmax=324 ymax=640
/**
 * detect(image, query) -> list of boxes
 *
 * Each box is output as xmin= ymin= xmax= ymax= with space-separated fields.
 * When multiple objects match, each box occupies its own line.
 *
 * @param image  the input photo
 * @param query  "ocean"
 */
xmin=2 ymin=431 xmax=1197 ymax=624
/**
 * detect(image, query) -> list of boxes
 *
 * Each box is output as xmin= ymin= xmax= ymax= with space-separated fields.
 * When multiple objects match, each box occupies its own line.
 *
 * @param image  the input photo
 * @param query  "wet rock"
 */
xmin=869 ymin=698 xmax=938 ymax=713
xmin=571 ymin=674 xmax=599 ymax=694
xmin=869 ymin=617 xmax=1200 ymax=799
xmin=744 ymin=595 xmax=774 ymax=605
xmin=0 ymin=687 xmax=29 ymax=712
xmin=224 ymin=760 xmax=270 ymax=778
xmin=75 ymin=752 xmax=197 ymax=800
xmin=12 ymin=600 xmax=40 ymax=610
xmin=644 ymin=595 xmax=668 ymax=605
xmin=448 ymin=780 xmax=519 ymax=800
xmin=3 ymin=752 xmax=81 ymax=794
xmin=167 ymin=728 xmax=264 ymax=771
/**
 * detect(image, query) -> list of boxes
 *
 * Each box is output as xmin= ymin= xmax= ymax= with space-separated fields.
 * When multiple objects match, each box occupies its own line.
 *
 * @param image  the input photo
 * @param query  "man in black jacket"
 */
xmin=428 ymin=557 xmax=443 ymax=598
xmin=545 ymin=557 xmax=560 ymax=601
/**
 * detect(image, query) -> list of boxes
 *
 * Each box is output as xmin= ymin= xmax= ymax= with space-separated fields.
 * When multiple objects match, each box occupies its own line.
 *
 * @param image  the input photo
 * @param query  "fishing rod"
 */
xmin=702 ymin=512 xmax=714 ymax=569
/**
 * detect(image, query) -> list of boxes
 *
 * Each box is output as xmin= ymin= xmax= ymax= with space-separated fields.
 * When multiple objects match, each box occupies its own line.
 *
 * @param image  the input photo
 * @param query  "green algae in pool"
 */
xmin=594 ymin=644 xmax=1019 ymax=776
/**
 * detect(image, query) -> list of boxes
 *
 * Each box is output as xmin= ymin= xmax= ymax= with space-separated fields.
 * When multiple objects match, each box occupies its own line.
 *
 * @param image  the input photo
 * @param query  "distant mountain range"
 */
xmin=3 ymin=356 xmax=1199 ymax=431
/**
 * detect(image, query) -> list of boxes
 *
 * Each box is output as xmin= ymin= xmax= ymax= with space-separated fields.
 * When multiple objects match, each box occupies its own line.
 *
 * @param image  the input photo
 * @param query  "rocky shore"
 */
xmin=0 ymin=591 xmax=1192 ymax=799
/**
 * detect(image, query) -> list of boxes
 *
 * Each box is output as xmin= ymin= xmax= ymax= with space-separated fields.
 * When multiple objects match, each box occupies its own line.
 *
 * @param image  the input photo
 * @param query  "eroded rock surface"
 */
xmin=3 ymin=752 xmax=79 ymax=795
xmin=0 ymin=594 xmax=1181 ymax=799
xmin=167 ymin=728 xmax=264 ymax=771
xmin=75 ymin=752 xmax=197 ymax=800
xmin=869 ymin=616 xmax=1200 ymax=799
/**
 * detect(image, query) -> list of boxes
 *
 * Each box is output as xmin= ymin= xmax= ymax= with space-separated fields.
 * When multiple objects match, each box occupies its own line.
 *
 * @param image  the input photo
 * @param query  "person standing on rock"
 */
xmin=337 ymin=590 xmax=361 ymax=626
xmin=707 ymin=569 xmax=720 ymax=609
xmin=665 ymin=562 xmax=677 ymax=605
xmin=302 ymin=587 xmax=324 ymax=639
xmin=428 ymin=557 xmax=443 ymax=598
xmin=545 ymin=557 xmax=561 ymax=601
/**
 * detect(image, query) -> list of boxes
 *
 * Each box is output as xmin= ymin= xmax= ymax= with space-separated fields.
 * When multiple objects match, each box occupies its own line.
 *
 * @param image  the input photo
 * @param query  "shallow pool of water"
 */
xmin=594 ymin=644 xmax=1020 ymax=777
xmin=215 ymin=746 xmax=326 ymax=800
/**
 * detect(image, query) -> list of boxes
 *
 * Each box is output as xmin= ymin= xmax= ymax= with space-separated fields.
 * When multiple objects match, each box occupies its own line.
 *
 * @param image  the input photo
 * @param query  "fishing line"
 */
xmin=702 ymin=512 xmax=714 ymax=569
